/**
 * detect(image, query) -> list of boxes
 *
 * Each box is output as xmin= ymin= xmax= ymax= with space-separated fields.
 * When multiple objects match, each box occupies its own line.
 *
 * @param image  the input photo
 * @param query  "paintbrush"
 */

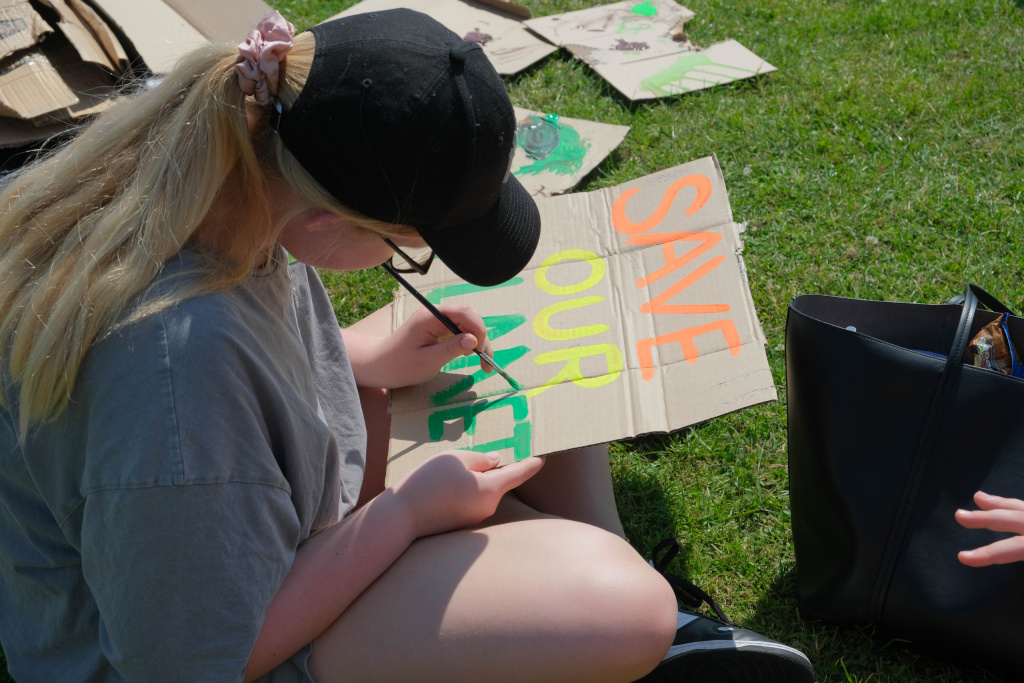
xmin=382 ymin=263 xmax=521 ymax=392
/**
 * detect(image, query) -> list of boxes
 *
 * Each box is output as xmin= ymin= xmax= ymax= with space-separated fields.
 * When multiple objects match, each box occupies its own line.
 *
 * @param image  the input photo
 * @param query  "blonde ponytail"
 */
xmin=0 ymin=30 xmax=419 ymax=439
xmin=0 ymin=43 xmax=271 ymax=438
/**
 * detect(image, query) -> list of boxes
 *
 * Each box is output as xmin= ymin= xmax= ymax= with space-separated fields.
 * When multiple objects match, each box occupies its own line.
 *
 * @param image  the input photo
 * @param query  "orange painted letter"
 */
xmin=638 ymin=256 xmax=730 ymax=315
xmin=611 ymin=174 xmax=713 ymax=236
xmin=635 ymin=320 xmax=742 ymax=381
xmin=630 ymin=231 xmax=722 ymax=288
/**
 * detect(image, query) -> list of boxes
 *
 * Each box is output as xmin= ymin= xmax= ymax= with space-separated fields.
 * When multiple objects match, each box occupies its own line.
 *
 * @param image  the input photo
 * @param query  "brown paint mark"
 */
xmin=463 ymin=28 xmax=494 ymax=45
xmin=613 ymin=38 xmax=649 ymax=51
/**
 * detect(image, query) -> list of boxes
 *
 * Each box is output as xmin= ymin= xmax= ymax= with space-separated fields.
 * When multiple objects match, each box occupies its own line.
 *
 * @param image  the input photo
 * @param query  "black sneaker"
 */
xmin=635 ymin=540 xmax=816 ymax=683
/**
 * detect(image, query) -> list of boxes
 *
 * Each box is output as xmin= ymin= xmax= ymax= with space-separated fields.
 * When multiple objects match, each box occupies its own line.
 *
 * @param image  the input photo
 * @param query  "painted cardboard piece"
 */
xmin=511 ymin=106 xmax=630 ymax=198
xmin=385 ymin=155 xmax=775 ymax=485
xmin=524 ymin=0 xmax=775 ymax=101
xmin=330 ymin=0 xmax=558 ymax=75
xmin=0 ymin=0 xmax=271 ymax=149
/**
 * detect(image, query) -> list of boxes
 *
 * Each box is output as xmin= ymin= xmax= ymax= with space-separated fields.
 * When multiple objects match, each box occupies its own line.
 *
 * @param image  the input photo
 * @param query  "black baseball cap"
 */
xmin=278 ymin=9 xmax=540 ymax=287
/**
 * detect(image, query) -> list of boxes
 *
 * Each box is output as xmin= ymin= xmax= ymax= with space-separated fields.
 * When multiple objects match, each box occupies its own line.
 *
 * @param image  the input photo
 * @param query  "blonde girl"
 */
xmin=0 ymin=9 xmax=813 ymax=683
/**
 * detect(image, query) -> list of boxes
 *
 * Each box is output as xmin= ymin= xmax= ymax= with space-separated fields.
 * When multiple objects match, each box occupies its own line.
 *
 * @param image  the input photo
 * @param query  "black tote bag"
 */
xmin=786 ymin=285 xmax=1024 ymax=675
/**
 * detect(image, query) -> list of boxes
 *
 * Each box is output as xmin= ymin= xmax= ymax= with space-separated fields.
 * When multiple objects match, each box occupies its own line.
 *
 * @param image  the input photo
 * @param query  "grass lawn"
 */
xmin=2 ymin=0 xmax=1021 ymax=681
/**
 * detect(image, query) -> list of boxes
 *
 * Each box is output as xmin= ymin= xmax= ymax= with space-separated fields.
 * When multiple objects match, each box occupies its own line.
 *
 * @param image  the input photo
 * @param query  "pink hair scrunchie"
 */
xmin=235 ymin=10 xmax=295 ymax=105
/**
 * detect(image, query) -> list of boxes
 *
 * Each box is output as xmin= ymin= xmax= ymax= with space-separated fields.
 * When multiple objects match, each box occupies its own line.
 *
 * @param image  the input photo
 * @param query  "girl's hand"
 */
xmin=391 ymin=450 xmax=544 ymax=538
xmin=956 ymin=491 xmax=1024 ymax=566
xmin=347 ymin=305 xmax=495 ymax=388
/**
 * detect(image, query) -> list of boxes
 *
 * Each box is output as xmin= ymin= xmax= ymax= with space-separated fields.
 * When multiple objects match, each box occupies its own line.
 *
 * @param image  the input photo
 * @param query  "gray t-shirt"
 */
xmin=0 ymin=246 xmax=367 ymax=682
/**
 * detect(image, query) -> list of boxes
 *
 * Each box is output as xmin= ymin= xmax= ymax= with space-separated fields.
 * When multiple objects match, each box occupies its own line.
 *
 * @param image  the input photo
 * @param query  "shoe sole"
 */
xmin=634 ymin=642 xmax=816 ymax=683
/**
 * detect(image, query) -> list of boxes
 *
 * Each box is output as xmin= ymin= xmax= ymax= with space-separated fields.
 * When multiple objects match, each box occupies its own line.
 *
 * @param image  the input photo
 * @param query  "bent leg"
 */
xmin=514 ymin=444 xmax=626 ymax=538
xmin=307 ymin=496 xmax=676 ymax=683
xmin=355 ymin=385 xmax=390 ymax=509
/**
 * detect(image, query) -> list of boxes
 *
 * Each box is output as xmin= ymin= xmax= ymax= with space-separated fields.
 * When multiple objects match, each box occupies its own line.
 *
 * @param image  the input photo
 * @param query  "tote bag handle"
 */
xmin=947 ymin=284 xmax=1016 ymax=316
xmin=869 ymin=284 xmax=982 ymax=618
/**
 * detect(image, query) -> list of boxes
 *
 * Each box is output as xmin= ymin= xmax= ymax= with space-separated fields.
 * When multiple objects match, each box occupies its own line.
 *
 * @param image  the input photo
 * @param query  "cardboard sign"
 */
xmin=330 ymin=0 xmax=558 ymax=75
xmin=385 ymin=155 xmax=775 ymax=485
xmin=511 ymin=106 xmax=630 ymax=199
xmin=524 ymin=0 xmax=775 ymax=101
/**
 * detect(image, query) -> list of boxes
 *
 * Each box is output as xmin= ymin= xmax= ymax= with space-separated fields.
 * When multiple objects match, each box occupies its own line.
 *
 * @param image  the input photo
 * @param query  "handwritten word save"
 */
xmin=611 ymin=174 xmax=741 ymax=380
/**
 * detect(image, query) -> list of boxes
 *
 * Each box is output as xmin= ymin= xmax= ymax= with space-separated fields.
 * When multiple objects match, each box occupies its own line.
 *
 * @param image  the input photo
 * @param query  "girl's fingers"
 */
xmin=959 ymin=536 xmax=1024 ymax=567
xmin=436 ymin=305 xmax=489 ymax=345
xmin=480 ymin=455 xmax=544 ymax=493
xmin=974 ymin=491 xmax=1024 ymax=512
xmin=955 ymin=508 xmax=1024 ymax=534
xmin=454 ymin=449 xmax=501 ymax=474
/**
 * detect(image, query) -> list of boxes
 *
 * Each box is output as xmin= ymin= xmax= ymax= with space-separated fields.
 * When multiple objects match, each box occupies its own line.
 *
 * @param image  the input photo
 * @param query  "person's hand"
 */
xmin=956 ymin=491 xmax=1024 ymax=567
xmin=391 ymin=450 xmax=544 ymax=538
xmin=372 ymin=305 xmax=494 ymax=388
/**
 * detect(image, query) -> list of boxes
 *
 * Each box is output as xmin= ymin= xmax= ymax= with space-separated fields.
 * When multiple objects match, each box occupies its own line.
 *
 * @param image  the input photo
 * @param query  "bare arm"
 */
xmin=243 ymin=450 xmax=544 ymax=681
xmin=244 ymin=489 xmax=414 ymax=681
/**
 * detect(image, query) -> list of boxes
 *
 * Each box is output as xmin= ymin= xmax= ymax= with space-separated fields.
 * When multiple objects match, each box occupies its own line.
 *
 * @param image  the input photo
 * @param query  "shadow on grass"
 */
xmin=611 ymin=438 xmax=691 ymax=572
xmin=746 ymin=566 xmax=1008 ymax=682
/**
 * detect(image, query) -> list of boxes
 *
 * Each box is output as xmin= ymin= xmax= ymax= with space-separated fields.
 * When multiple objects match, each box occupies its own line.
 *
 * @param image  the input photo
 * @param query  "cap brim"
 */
xmin=417 ymin=174 xmax=541 ymax=287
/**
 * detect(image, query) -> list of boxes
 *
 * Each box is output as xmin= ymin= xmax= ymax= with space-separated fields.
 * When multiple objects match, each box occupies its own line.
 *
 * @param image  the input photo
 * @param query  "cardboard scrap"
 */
xmin=511 ymin=106 xmax=629 ymax=198
xmin=0 ymin=49 xmax=78 ymax=119
xmin=525 ymin=0 xmax=775 ymax=101
xmin=330 ymin=0 xmax=558 ymax=76
xmin=0 ymin=0 xmax=51 ymax=61
xmin=385 ymin=155 xmax=775 ymax=485
xmin=0 ymin=0 xmax=272 ymax=150
xmin=38 ymin=0 xmax=116 ymax=70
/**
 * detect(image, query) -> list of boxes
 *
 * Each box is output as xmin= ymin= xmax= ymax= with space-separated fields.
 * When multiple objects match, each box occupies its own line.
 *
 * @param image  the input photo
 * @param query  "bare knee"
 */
xmin=568 ymin=528 xmax=677 ymax=679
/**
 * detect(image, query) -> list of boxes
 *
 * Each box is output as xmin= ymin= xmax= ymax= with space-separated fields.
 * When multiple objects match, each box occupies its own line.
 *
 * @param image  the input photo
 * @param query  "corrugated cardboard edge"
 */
xmin=0 ymin=0 xmax=52 ymax=61
xmin=38 ymin=0 xmax=117 ymax=70
xmin=69 ymin=0 xmax=127 ymax=67
xmin=0 ymin=49 xmax=78 ymax=119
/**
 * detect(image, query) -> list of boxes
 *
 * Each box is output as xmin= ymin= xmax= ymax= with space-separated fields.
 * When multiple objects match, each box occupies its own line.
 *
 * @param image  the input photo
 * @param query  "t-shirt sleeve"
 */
xmin=81 ymin=481 xmax=300 ymax=683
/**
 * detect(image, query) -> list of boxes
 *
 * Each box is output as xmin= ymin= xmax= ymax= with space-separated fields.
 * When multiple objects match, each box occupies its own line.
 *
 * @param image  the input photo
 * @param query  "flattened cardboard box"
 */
xmin=385 ymin=155 xmax=775 ymax=485
xmin=524 ymin=0 xmax=775 ymax=101
xmin=511 ymin=106 xmax=629 ymax=199
xmin=330 ymin=0 xmax=557 ymax=75
xmin=90 ymin=0 xmax=273 ymax=75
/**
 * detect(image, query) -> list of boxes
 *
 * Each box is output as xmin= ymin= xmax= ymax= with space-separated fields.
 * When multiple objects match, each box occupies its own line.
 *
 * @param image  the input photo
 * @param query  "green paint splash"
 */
xmin=425 ymin=277 xmax=523 ymax=305
xmin=640 ymin=53 xmax=758 ymax=96
xmin=632 ymin=1 xmax=657 ymax=16
xmin=514 ymin=115 xmax=590 ymax=177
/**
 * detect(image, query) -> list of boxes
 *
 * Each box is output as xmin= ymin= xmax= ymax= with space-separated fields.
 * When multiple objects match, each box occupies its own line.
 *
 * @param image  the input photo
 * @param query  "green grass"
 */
xmin=3 ymin=0 xmax=1022 ymax=681
xmin=285 ymin=0 xmax=1024 ymax=681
